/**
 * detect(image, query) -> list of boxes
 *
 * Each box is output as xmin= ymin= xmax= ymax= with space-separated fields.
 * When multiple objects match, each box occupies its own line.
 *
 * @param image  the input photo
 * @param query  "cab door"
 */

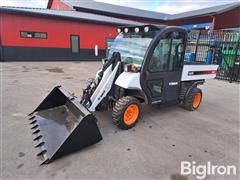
xmin=140 ymin=28 xmax=187 ymax=104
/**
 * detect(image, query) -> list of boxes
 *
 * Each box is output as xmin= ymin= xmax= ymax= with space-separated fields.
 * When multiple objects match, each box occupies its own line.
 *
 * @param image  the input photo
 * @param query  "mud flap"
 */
xmin=28 ymin=86 xmax=102 ymax=165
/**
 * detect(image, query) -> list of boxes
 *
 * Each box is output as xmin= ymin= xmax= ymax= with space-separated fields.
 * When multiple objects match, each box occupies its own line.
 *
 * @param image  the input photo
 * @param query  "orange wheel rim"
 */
xmin=193 ymin=92 xmax=201 ymax=108
xmin=123 ymin=104 xmax=139 ymax=125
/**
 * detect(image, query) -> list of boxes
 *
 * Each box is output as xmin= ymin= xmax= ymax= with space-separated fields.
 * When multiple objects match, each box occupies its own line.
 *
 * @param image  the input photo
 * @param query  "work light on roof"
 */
xmin=124 ymin=28 xmax=129 ymax=33
xmin=134 ymin=27 xmax=140 ymax=33
xmin=144 ymin=26 xmax=149 ymax=32
xmin=117 ymin=28 xmax=121 ymax=33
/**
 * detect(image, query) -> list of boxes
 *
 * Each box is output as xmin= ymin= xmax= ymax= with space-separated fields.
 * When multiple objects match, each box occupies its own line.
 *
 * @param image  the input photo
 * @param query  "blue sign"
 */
xmin=181 ymin=22 xmax=212 ymax=30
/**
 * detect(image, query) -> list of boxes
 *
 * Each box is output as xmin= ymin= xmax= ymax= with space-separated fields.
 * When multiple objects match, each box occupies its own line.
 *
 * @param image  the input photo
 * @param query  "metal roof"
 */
xmin=168 ymin=2 xmax=240 ymax=20
xmin=62 ymin=0 xmax=168 ymax=21
xmin=61 ymin=0 xmax=240 ymax=21
xmin=1 ymin=1 xmax=239 ymax=25
xmin=0 ymin=6 xmax=143 ymax=26
xmin=120 ymin=24 xmax=167 ymax=30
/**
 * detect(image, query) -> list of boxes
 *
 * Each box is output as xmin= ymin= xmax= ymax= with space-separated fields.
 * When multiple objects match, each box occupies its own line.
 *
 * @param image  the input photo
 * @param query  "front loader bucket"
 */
xmin=28 ymin=86 xmax=102 ymax=165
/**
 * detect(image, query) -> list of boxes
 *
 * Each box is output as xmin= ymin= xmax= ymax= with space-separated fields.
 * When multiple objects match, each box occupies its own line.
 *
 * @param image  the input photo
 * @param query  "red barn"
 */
xmin=0 ymin=7 xmax=142 ymax=61
xmin=0 ymin=0 xmax=239 ymax=61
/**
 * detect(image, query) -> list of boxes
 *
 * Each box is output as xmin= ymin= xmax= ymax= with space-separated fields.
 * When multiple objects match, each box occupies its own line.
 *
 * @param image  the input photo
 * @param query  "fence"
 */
xmin=185 ymin=30 xmax=240 ymax=83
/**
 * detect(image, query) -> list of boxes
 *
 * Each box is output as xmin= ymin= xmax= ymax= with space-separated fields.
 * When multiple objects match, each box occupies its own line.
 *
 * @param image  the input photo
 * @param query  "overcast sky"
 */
xmin=0 ymin=0 xmax=239 ymax=14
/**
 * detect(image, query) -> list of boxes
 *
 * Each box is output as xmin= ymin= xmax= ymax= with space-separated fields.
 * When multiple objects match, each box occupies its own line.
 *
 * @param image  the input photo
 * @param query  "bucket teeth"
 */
xmin=30 ymin=120 xmax=37 ymax=124
xmin=37 ymin=150 xmax=47 ymax=156
xmin=40 ymin=158 xmax=49 ymax=165
xmin=35 ymin=142 xmax=45 ymax=148
xmin=32 ymin=129 xmax=40 ymax=134
xmin=29 ymin=110 xmax=38 ymax=116
xmin=29 ymin=116 xmax=36 ymax=120
xmin=31 ymin=124 xmax=39 ymax=129
xmin=33 ymin=135 xmax=42 ymax=141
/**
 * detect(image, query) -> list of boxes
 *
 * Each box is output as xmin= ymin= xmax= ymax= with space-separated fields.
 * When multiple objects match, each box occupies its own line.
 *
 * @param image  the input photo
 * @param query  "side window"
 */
xmin=169 ymin=32 xmax=184 ymax=71
xmin=148 ymin=32 xmax=184 ymax=72
xmin=147 ymin=80 xmax=163 ymax=97
xmin=149 ymin=33 xmax=171 ymax=72
xmin=71 ymin=35 xmax=80 ymax=53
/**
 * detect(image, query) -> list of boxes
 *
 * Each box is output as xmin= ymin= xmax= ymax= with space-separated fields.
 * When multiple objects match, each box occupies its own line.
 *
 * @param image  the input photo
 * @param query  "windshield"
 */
xmin=108 ymin=33 xmax=153 ymax=68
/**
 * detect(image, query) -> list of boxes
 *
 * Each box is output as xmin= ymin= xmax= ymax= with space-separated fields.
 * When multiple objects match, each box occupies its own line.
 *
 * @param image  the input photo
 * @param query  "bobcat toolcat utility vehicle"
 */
xmin=28 ymin=25 xmax=218 ymax=164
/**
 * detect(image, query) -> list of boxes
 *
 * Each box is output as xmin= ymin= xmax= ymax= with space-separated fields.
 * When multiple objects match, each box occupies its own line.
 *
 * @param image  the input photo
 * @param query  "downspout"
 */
xmin=210 ymin=15 xmax=215 ymax=31
xmin=47 ymin=0 xmax=53 ymax=9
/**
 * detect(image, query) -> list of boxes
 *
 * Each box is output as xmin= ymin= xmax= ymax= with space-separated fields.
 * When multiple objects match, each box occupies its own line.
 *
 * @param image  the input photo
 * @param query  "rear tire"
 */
xmin=112 ymin=96 xmax=141 ymax=130
xmin=182 ymin=87 xmax=202 ymax=111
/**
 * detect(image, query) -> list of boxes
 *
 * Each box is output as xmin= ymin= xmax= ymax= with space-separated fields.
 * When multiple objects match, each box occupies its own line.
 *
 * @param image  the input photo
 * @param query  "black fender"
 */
xmin=184 ymin=80 xmax=204 ymax=99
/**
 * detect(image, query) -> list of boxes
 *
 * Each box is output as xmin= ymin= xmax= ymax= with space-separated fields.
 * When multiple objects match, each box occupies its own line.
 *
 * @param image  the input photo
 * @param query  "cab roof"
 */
xmin=118 ymin=25 xmax=187 ymax=33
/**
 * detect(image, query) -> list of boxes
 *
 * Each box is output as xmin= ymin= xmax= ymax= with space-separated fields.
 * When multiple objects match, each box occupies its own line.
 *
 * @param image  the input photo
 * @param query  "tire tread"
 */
xmin=112 ymin=96 xmax=141 ymax=129
xmin=182 ymin=87 xmax=202 ymax=111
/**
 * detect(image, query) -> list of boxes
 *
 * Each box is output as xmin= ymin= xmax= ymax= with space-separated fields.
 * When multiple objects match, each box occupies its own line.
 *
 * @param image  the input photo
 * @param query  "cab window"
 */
xmin=148 ymin=32 xmax=184 ymax=72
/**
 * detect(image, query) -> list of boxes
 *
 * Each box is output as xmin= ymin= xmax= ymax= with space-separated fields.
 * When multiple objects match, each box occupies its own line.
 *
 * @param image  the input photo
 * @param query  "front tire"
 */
xmin=112 ymin=96 xmax=141 ymax=130
xmin=182 ymin=87 xmax=202 ymax=111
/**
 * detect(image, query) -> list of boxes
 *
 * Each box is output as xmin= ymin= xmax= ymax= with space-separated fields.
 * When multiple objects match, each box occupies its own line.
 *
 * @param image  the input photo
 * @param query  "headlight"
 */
xmin=124 ymin=28 xmax=129 ymax=33
xmin=134 ymin=27 xmax=140 ymax=33
xmin=144 ymin=26 xmax=149 ymax=32
xmin=117 ymin=28 xmax=121 ymax=33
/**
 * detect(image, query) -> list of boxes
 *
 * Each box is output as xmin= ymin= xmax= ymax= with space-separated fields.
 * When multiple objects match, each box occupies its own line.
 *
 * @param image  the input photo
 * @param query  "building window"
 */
xmin=20 ymin=31 xmax=47 ymax=39
xmin=70 ymin=35 xmax=80 ymax=53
